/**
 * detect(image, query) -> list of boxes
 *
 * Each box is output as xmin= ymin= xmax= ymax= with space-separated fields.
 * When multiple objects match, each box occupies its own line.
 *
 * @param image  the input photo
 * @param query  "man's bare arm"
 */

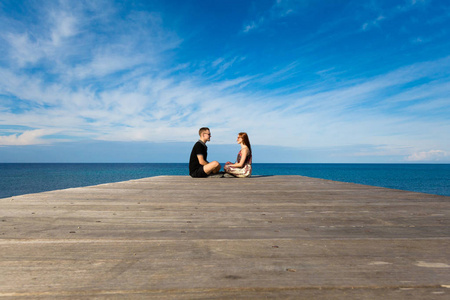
xmin=197 ymin=154 xmax=208 ymax=166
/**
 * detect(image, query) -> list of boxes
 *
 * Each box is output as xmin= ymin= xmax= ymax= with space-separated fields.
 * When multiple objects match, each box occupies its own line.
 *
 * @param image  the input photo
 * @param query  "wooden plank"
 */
xmin=1 ymin=175 xmax=449 ymax=299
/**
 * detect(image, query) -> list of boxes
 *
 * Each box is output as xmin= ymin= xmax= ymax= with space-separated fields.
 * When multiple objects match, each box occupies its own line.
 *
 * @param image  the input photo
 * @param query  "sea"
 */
xmin=0 ymin=163 xmax=449 ymax=199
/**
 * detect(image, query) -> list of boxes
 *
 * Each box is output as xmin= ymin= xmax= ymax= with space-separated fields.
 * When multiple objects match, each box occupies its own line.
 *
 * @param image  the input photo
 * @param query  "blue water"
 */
xmin=0 ymin=163 xmax=449 ymax=198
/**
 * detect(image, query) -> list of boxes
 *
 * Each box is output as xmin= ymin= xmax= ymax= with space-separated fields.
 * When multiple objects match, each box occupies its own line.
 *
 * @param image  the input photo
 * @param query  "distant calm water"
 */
xmin=0 ymin=163 xmax=449 ymax=198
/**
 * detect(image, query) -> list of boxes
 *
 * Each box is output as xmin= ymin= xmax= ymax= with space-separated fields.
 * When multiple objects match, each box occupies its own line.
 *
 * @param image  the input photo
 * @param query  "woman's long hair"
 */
xmin=239 ymin=132 xmax=251 ymax=153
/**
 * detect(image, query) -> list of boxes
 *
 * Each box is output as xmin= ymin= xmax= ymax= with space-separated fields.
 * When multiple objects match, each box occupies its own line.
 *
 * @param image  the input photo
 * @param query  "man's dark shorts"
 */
xmin=190 ymin=166 xmax=208 ymax=178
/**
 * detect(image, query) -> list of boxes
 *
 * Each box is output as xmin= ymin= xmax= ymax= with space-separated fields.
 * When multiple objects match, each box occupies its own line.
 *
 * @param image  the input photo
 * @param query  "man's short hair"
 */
xmin=199 ymin=127 xmax=210 ymax=136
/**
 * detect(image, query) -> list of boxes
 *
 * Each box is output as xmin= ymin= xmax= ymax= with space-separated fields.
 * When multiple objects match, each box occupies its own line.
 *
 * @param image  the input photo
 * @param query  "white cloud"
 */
xmin=49 ymin=10 xmax=78 ymax=46
xmin=400 ymin=0 xmax=429 ymax=10
xmin=406 ymin=150 xmax=450 ymax=161
xmin=360 ymin=0 xmax=431 ymax=33
xmin=1 ymin=55 xmax=450 ymax=153
xmin=362 ymin=15 xmax=386 ymax=31
xmin=242 ymin=0 xmax=306 ymax=33
xmin=213 ymin=57 xmax=241 ymax=74
xmin=0 ymin=0 xmax=449 ymax=163
xmin=0 ymin=129 xmax=59 ymax=146
xmin=242 ymin=19 xmax=263 ymax=33
xmin=4 ymin=33 xmax=43 ymax=67
xmin=2 ymin=3 xmax=80 ymax=67
xmin=1 ymin=1 xmax=180 ymax=79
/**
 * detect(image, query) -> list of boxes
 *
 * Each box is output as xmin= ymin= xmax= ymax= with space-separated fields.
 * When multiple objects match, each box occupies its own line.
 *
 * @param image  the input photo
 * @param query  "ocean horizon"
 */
xmin=0 ymin=163 xmax=449 ymax=199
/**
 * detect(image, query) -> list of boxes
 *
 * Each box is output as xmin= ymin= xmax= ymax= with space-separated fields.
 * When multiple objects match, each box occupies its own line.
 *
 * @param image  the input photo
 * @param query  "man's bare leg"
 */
xmin=203 ymin=161 xmax=221 ymax=175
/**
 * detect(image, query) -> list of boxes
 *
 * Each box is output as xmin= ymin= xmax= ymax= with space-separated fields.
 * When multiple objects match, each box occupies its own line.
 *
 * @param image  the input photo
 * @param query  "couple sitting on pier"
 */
xmin=189 ymin=127 xmax=252 ymax=178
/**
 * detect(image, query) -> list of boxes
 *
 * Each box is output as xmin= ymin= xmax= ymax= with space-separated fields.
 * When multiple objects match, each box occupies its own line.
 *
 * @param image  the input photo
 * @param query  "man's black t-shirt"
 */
xmin=189 ymin=141 xmax=207 ymax=175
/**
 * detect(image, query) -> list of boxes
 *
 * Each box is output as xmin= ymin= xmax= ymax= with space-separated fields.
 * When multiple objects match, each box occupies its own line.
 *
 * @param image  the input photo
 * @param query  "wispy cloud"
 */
xmin=362 ymin=15 xmax=386 ymax=31
xmin=0 ymin=0 xmax=449 ymax=162
xmin=0 ymin=129 xmax=59 ymax=146
xmin=2 ymin=2 xmax=80 ymax=67
xmin=242 ymin=0 xmax=306 ymax=33
xmin=406 ymin=150 xmax=449 ymax=161
xmin=360 ymin=0 xmax=432 ymax=32
xmin=1 ymin=1 xmax=180 ymax=79
xmin=1 ymin=49 xmax=449 ymax=152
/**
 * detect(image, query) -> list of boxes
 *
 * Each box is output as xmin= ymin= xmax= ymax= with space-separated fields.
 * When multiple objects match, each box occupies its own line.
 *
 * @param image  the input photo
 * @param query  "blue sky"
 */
xmin=0 ymin=0 xmax=449 ymax=163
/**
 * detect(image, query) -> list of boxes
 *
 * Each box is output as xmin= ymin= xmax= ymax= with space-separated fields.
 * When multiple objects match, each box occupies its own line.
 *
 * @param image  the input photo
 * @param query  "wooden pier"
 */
xmin=1 ymin=175 xmax=449 ymax=299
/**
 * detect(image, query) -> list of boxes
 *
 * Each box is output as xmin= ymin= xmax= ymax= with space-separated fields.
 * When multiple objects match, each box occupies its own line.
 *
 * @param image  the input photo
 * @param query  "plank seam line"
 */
xmin=0 ymin=285 xmax=447 ymax=297
xmin=1 ymin=237 xmax=450 ymax=245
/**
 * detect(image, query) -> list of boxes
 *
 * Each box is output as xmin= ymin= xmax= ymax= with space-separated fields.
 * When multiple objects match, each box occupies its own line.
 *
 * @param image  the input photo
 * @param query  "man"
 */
xmin=189 ymin=127 xmax=221 ymax=178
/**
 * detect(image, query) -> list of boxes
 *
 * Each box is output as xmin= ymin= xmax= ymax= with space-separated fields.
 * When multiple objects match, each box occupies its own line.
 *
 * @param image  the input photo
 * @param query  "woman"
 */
xmin=224 ymin=132 xmax=252 ymax=178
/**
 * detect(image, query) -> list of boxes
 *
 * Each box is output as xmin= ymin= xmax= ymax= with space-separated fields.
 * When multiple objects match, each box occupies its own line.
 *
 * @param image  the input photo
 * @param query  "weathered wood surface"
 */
xmin=1 ymin=175 xmax=449 ymax=299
